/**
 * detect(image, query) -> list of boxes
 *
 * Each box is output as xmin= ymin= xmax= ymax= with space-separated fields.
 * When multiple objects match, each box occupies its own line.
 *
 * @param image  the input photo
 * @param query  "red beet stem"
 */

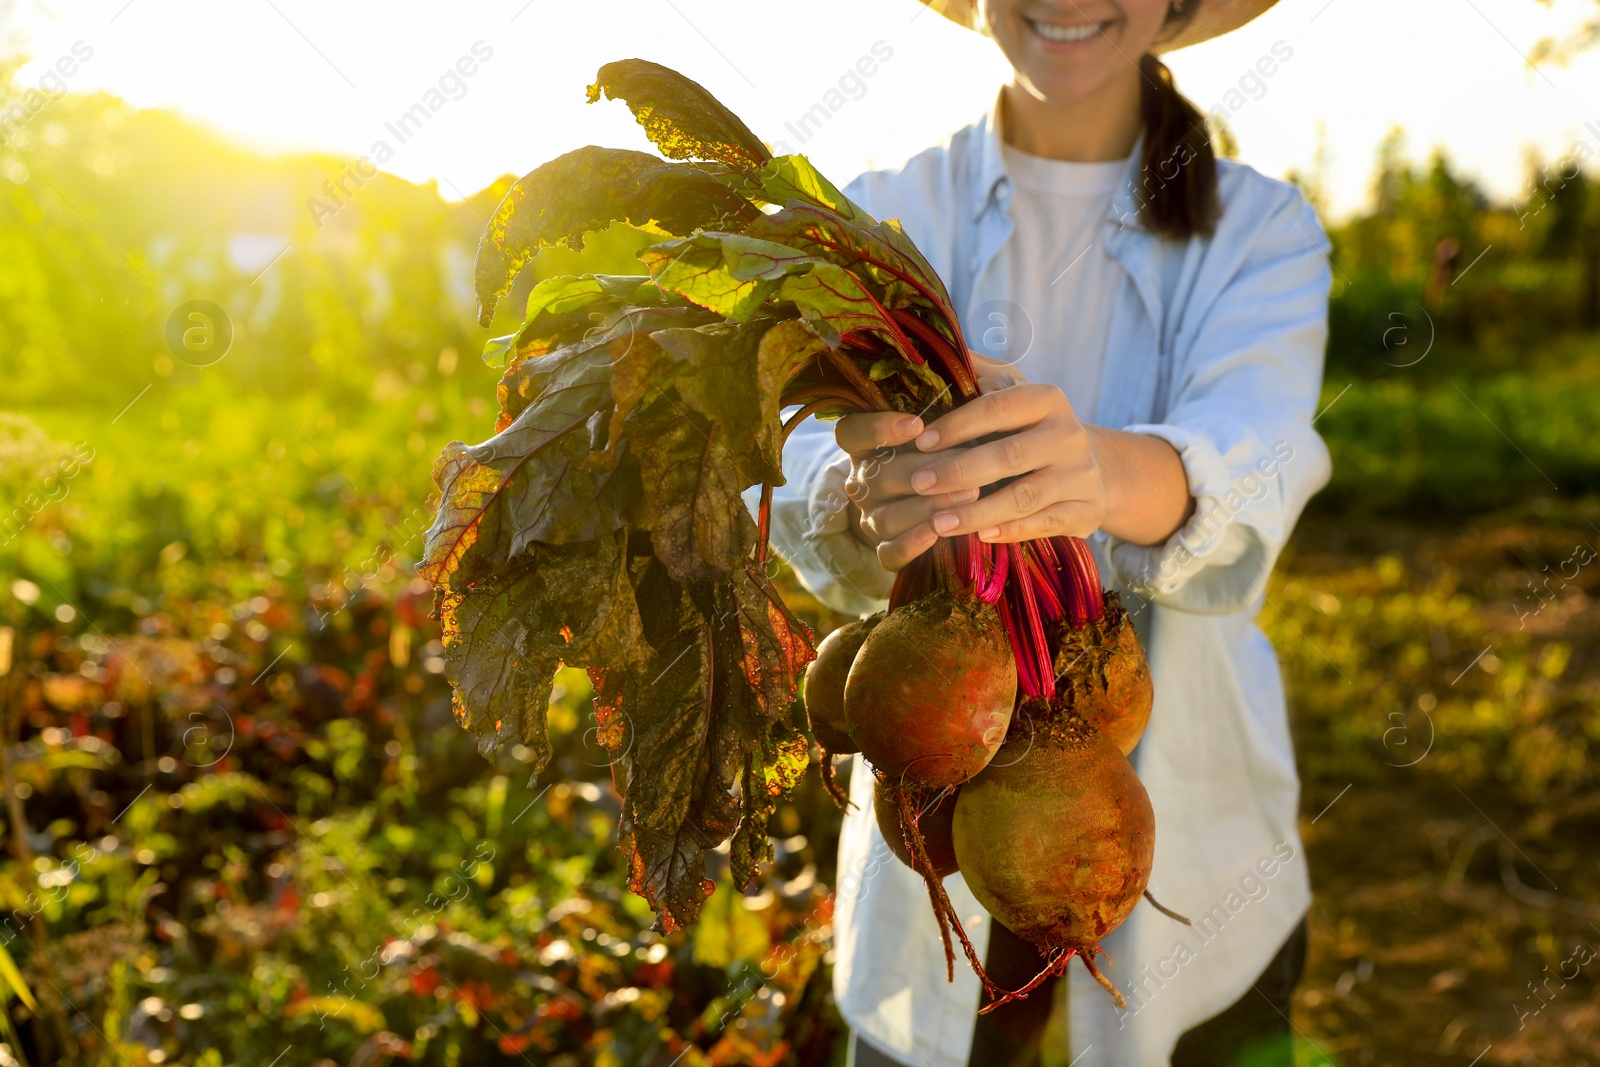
xmin=822 ymin=348 xmax=892 ymax=411
xmin=781 ymin=400 xmax=835 ymax=440
xmin=756 ymin=483 xmax=774 ymax=567
xmin=1012 ymin=560 xmax=1052 ymax=699
xmin=891 ymin=308 xmax=978 ymax=400
xmin=1056 ymin=536 xmax=1106 ymax=628
xmin=1023 ymin=547 xmax=1063 ymax=621
xmin=976 ymin=542 xmax=1008 ymax=603
xmin=780 ymin=385 xmax=871 ymax=414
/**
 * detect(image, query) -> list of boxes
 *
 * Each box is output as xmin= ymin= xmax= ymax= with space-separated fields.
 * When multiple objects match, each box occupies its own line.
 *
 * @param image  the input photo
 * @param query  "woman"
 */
xmin=764 ymin=0 xmax=1329 ymax=1064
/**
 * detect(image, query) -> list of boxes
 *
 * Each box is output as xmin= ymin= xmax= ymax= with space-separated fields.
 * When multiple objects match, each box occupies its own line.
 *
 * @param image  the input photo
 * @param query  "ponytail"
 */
xmin=1137 ymin=52 xmax=1219 ymax=240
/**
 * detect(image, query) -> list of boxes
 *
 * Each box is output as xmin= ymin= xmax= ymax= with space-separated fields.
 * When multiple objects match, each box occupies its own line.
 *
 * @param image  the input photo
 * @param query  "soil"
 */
xmin=1287 ymin=508 xmax=1600 ymax=1065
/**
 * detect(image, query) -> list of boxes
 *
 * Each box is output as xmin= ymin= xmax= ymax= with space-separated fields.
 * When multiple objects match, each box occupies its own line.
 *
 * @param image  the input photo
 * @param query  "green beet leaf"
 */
xmin=629 ymin=387 xmax=757 ymax=583
xmin=604 ymin=317 xmax=817 ymax=503
xmin=498 ymin=304 xmax=714 ymax=430
xmin=495 ymin=274 xmax=655 ymax=373
xmin=422 ymin=338 xmax=631 ymax=588
xmin=436 ymin=530 xmax=645 ymax=767
xmin=723 ymin=562 xmax=814 ymax=717
xmin=426 ymin=59 xmax=988 ymax=937
xmin=730 ymin=721 xmax=811 ymax=890
xmin=754 ymin=155 xmax=869 ymax=223
xmin=592 ymin=556 xmax=810 ymax=930
xmin=522 ymin=274 xmax=652 ymax=331
xmin=659 ymin=317 xmax=820 ymax=485
xmin=779 ymin=261 xmax=921 ymax=361
xmin=588 ymin=59 xmax=771 ymax=173
xmin=531 ymin=219 xmax=672 ymax=278
xmin=640 ymin=233 xmax=820 ymax=321
xmin=747 ymin=202 xmax=954 ymax=318
xmin=481 ymin=332 xmax=517 ymax=371
xmin=474 ymin=145 xmax=758 ymax=326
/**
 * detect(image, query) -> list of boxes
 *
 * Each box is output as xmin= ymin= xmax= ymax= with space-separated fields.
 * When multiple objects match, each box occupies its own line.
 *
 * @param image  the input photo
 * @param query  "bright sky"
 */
xmin=8 ymin=0 xmax=1600 ymax=220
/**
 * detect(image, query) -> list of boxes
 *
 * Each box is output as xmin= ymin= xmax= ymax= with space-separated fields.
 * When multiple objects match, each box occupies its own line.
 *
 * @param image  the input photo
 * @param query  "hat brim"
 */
xmin=919 ymin=0 xmax=1279 ymax=53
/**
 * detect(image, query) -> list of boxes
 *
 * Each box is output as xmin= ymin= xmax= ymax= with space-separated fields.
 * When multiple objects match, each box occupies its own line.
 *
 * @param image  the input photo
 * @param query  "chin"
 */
xmin=1014 ymin=62 xmax=1121 ymax=103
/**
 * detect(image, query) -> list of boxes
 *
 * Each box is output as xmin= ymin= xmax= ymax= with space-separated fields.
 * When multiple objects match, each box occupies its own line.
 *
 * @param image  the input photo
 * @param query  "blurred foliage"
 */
xmin=0 ymin=84 xmax=851 ymax=1066
xmin=1266 ymin=535 xmax=1597 ymax=805
xmin=0 ymin=64 xmax=1597 ymax=1065
xmin=1532 ymin=0 xmax=1600 ymax=65
xmin=1306 ymin=127 xmax=1600 ymax=514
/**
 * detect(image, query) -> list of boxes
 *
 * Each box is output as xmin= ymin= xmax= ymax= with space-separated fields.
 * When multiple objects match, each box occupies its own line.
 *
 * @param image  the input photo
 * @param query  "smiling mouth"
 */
xmin=1023 ymin=16 xmax=1114 ymax=44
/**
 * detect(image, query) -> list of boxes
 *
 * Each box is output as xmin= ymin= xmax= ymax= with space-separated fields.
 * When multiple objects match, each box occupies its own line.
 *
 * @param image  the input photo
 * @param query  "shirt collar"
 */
xmin=970 ymin=95 xmax=1010 ymax=223
xmin=970 ymin=90 xmax=1149 ymax=232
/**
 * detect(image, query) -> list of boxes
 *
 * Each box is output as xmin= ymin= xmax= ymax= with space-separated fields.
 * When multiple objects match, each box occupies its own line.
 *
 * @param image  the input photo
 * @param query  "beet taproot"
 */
xmin=951 ymin=717 xmax=1154 ymax=1008
xmin=803 ymin=612 xmax=883 ymax=755
xmin=874 ymin=778 xmax=959 ymax=878
xmin=844 ymin=590 xmax=1017 ymax=789
xmin=1032 ymin=592 xmax=1152 ymax=756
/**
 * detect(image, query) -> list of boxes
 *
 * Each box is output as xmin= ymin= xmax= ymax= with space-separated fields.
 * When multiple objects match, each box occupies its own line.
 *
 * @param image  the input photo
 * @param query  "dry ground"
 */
xmin=1283 ymin=508 xmax=1600 ymax=1066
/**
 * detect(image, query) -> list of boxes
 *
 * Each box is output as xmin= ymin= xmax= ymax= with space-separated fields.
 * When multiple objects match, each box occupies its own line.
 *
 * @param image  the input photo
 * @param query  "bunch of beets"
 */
xmin=421 ymin=59 xmax=1169 ymax=1011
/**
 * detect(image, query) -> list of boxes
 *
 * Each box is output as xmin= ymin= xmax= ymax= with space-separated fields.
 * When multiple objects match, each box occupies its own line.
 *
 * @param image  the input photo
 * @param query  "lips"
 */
xmin=1023 ymin=15 xmax=1114 ymax=44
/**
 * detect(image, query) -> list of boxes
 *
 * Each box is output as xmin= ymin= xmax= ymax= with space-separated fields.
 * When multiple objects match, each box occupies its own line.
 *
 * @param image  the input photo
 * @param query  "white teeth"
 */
xmin=1027 ymin=18 xmax=1104 ymax=43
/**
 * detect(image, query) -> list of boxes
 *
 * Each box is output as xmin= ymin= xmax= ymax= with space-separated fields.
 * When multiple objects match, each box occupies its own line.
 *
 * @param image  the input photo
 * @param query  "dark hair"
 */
xmin=1136 ymin=7 xmax=1220 ymax=240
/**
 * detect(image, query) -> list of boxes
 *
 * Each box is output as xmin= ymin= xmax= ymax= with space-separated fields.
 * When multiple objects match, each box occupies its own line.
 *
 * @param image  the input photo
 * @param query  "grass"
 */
xmin=1316 ymin=335 xmax=1600 ymax=515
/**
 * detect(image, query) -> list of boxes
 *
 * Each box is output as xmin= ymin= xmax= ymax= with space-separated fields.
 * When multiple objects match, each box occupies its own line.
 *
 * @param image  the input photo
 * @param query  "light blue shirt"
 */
xmin=758 ymin=100 xmax=1332 ymax=1066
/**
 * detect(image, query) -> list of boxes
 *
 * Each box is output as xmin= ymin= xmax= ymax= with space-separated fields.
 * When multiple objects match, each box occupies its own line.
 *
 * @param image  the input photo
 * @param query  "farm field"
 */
xmin=2 ymin=86 xmax=1599 ymax=1064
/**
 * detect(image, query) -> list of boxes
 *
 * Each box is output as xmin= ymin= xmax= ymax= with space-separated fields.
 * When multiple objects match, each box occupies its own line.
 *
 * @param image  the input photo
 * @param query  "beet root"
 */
xmin=1033 ymin=592 xmax=1152 ymax=756
xmin=874 ymin=778 xmax=959 ymax=879
xmin=951 ymin=719 xmax=1154 ymax=1008
xmin=804 ymin=612 xmax=883 ymax=755
xmin=844 ymin=590 xmax=1017 ymax=789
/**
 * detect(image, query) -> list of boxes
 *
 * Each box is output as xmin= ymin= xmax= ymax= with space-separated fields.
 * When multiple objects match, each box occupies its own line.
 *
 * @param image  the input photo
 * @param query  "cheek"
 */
xmin=1124 ymin=0 xmax=1176 ymax=36
xmin=978 ymin=0 xmax=1017 ymax=28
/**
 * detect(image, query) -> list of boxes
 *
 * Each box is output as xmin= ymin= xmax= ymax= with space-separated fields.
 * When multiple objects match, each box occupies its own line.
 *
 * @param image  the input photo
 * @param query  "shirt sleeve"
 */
xmin=1104 ymin=183 xmax=1333 ymax=616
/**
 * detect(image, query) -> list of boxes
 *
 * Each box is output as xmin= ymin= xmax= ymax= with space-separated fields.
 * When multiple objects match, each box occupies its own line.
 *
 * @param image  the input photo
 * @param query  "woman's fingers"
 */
xmin=833 ymin=381 xmax=1096 ymax=566
xmin=845 ymin=450 xmax=921 ymax=502
xmin=876 ymin=523 xmax=939 ymax=573
xmin=922 ymin=469 xmax=1104 ymax=540
xmin=861 ymin=488 xmax=980 ymax=543
xmin=912 ymin=383 xmax=1064 ymax=453
xmin=973 ymin=500 xmax=1104 ymax=543
xmin=871 ymin=487 xmax=1096 ymax=570
xmin=836 ymin=411 xmax=924 ymax=458
xmin=847 ymin=446 xmax=975 ymax=504
xmin=908 ymin=423 xmax=1079 ymax=496
xmin=969 ymin=352 xmax=1028 ymax=393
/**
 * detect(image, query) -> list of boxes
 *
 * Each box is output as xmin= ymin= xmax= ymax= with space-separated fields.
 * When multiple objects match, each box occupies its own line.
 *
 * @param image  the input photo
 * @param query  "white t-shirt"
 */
xmin=976 ymin=142 xmax=1130 ymax=421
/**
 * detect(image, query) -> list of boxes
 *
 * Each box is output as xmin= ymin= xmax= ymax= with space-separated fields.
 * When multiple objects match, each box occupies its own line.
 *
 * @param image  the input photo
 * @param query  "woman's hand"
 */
xmin=835 ymin=353 xmax=1089 ymax=571
xmin=905 ymin=377 xmax=1109 ymax=545
xmin=836 ymin=351 xmax=1193 ymax=569
xmin=835 ymin=411 xmax=981 ymax=573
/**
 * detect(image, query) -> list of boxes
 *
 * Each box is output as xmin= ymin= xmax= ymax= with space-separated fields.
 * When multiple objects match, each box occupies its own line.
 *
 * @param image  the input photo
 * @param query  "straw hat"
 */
xmin=918 ymin=0 xmax=1279 ymax=52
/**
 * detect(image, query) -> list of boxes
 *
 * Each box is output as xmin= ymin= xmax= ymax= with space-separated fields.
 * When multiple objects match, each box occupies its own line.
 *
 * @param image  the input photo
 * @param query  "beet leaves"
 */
xmin=422 ymin=58 xmax=1105 ymax=933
